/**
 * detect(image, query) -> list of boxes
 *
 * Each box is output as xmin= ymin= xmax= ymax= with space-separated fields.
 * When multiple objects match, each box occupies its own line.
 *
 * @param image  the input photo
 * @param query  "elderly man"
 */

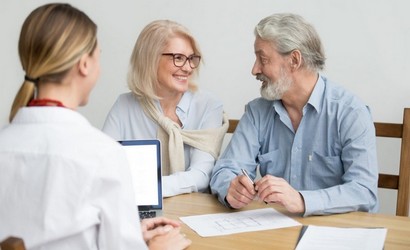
xmin=210 ymin=13 xmax=378 ymax=216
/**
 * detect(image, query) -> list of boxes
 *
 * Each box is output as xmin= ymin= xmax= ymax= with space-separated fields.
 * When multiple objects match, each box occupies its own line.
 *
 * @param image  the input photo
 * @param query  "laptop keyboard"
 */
xmin=139 ymin=211 xmax=157 ymax=220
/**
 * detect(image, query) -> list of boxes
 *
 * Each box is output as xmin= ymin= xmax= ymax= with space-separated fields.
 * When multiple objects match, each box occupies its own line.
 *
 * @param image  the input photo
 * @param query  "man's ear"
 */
xmin=289 ymin=50 xmax=302 ymax=70
xmin=77 ymin=53 xmax=89 ymax=76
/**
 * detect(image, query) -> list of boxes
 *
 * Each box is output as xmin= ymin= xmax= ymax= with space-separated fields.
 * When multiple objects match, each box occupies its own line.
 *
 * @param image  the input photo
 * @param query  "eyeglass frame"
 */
xmin=161 ymin=53 xmax=201 ymax=69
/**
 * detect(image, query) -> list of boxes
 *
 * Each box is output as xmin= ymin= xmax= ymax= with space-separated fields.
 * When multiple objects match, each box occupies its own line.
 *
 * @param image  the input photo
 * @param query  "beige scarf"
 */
xmin=140 ymin=96 xmax=229 ymax=175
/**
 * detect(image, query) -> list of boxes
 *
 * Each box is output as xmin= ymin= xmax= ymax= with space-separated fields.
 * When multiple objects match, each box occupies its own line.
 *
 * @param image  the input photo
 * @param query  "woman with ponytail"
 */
xmin=0 ymin=3 xmax=190 ymax=250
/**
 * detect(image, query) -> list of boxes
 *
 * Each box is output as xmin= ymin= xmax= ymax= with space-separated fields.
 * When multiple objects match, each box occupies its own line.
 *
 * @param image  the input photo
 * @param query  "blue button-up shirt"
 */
xmin=210 ymin=75 xmax=379 ymax=216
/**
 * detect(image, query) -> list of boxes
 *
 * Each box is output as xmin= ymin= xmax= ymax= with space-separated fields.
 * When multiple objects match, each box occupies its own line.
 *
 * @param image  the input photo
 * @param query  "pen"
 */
xmin=241 ymin=168 xmax=268 ymax=204
xmin=241 ymin=168 xmax=255 ymax=187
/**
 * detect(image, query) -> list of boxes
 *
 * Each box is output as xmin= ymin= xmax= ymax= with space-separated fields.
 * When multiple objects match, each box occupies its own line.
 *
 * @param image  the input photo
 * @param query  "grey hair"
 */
xmin=254 ymin=13 xmax=325 ymax=71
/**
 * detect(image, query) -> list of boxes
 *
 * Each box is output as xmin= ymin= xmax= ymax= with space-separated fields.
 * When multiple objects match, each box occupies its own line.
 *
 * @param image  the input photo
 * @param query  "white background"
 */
xmin=1 ymin=0 xmax=409 ymax=216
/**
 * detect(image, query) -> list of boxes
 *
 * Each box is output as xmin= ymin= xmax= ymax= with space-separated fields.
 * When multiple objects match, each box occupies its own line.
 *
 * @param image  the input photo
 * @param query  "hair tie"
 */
xmin=24 ymin=75 xmax=40 ymax=84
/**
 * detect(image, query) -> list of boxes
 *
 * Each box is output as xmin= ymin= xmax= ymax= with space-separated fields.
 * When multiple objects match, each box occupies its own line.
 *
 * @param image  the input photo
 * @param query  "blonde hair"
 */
xmin=128 ymin=20 xmax=202 ymax=100
xmin=9 ymin=3 xmax=97 ymax=122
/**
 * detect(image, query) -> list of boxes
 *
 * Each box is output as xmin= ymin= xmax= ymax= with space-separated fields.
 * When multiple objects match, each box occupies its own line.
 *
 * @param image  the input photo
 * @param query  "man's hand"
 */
xmin=225 ymin=174 xmax=257 ymax=209
xmin=255 ymin=175 xmax=305 ymax=213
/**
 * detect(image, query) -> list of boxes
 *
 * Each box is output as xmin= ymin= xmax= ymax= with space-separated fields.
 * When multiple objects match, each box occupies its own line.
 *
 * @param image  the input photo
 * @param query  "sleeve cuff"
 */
xmin=299 ymin=190 xmax=324 ymax=217
xmin=224 ymin=196 xmax=234 ymax=209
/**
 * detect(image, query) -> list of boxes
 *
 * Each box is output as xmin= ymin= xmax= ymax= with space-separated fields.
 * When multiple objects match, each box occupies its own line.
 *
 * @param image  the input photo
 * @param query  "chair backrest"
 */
xmin=374 ymin=108 xmax=410 ymax=216
xmin=227 ymin=119 xmax=239 ymax=134
xmin=0 ymin=237 xmax=26 ymax=250
xmin=226 ymin=108 xmax=410 ymax=216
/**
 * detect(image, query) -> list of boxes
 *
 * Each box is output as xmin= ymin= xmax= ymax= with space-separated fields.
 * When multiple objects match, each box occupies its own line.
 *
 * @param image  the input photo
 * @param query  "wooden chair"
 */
xmin=375 ymin=108 xmax=410 ymax=216
xmin=0 ymin=237 xmax=26 ymax=250
xmin=227 ymin=119 xmax=239 ymax=134
xmin=226 ymin=108 xmax=410 ymax=216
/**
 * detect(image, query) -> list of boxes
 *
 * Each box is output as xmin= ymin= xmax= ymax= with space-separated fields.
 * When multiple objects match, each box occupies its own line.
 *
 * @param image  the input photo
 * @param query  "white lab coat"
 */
xmin=0 ymin=107 xmax=147 ymax=250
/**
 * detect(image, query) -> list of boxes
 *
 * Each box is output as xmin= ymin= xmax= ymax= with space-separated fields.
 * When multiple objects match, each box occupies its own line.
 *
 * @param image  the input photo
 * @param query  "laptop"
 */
xmin=118 ymin=139 xmax=163 ymax=219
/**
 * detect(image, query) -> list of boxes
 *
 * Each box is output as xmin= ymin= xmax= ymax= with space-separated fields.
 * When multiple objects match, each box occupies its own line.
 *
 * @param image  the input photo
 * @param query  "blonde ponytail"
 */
xmin=9 ymin=80 xmax=36 ymax=122
xmin=9 ymin=3 xmax=97 ymax=122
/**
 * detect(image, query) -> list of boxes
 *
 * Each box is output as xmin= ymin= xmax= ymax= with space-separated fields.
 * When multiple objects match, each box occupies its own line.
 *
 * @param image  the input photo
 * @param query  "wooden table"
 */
xmin=163 ymin=193 xmax=410 ymax=250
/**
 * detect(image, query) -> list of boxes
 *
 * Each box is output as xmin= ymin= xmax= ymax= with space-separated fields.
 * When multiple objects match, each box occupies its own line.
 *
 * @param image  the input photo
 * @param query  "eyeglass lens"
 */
xmin=165 ymin=53 xmax=201 ymax=68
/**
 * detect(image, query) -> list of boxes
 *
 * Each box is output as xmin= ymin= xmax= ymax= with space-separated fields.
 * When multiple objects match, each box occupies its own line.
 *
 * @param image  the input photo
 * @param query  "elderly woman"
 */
xmin=103 ymin=20 xmax=228 ymax=197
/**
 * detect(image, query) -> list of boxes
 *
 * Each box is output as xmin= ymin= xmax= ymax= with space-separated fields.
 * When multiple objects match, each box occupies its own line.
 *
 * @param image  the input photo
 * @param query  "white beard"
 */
xmin=258 ymin=68 xmax=292 ymax=101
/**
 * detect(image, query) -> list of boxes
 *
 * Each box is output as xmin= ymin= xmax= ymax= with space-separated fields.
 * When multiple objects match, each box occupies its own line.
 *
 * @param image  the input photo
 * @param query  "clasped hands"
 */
xmin=141 ymin=217 xmax=191 ymax=250
xmin=226 ymin=174 xmax=305 ymax=214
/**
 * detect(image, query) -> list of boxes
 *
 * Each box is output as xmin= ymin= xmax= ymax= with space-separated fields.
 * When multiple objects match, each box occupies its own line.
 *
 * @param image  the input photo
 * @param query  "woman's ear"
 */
xmin=77 ymin=53 xmax=90 ymax=76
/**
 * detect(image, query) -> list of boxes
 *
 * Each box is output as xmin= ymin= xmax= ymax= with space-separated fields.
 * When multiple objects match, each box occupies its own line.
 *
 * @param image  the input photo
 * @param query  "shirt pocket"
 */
xmin=308 ymin=151 xmax=343 ymax=187
xmin=258 ymin=149 xmax=286 ymax=177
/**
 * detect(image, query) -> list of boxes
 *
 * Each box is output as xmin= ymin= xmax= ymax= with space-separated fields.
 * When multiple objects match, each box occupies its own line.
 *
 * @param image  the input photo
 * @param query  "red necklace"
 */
xmin=28 ymin=98 xmax=66 ymax=107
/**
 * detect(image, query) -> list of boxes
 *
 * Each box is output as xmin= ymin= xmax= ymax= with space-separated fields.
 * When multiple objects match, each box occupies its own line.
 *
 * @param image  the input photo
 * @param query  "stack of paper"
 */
xmin=295 ymin=225 xmax=387 ymax=250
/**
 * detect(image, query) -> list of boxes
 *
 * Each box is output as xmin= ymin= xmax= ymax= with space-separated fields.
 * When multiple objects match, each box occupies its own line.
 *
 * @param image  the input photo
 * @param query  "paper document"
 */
xmin=180 ymin=207 xmax=301 ymax=237
xmin=295 ymin=225 xmax=387 ymax=250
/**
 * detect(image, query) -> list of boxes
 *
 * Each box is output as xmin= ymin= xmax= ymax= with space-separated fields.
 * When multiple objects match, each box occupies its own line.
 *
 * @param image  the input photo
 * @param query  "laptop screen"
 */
xmin=119 ymin=140 xmax=162 ymax=213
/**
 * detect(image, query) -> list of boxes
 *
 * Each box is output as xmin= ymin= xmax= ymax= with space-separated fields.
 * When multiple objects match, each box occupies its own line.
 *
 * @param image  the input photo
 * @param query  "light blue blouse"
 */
xmin=103 ymin=90 xmax=224 ymax=197
xmin=210 ymin=75 xmax=379 ymax=216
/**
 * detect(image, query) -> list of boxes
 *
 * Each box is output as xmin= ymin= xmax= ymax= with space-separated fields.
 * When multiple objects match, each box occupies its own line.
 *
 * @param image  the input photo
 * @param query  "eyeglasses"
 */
xmin=162 ymin=53 xmax=201 ymax=69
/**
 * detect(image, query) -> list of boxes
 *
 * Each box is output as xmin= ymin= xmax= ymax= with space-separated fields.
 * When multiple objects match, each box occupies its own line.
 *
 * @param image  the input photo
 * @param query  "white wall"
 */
xmin=1 ymin=0 xmax=409 ymax=216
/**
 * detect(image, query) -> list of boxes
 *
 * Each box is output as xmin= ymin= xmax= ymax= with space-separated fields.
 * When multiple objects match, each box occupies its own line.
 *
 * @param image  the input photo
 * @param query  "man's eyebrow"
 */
xmin=255 ymin=50 xmax=267 ymax=57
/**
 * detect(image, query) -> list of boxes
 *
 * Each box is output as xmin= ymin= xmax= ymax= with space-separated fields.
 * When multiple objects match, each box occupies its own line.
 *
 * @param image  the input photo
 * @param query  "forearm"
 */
xmin=300 ymin=182 xmax=378 ymax=216
xmin=210 ymin=160 xmax=242 ymax=206
xmin=162 ymin=166 xmax=212 ymax=197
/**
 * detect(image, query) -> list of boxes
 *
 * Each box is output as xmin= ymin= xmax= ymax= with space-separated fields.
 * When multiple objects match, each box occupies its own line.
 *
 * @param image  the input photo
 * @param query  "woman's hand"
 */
xmin=141 ymin=217 xmax=191 ymax=250
xmin=141 ymin=216 xmax=182 ymax=242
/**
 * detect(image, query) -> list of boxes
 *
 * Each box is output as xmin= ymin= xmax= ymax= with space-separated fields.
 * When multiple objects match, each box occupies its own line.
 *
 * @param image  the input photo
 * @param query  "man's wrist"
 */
xmin=224 ymin=196 xmax=234 ymax=209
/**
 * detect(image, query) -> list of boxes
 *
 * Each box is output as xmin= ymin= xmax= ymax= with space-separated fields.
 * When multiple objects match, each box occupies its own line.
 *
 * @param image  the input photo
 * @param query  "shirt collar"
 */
xmin=177 ymin=91 xmax=192 ymax=114
xmin=176 ymin=91 xmax=193 ymax=126
xmin=153 ymin=91 xmax=193 ymax=127
xmin=272 ymin=74 xmax=325 ymax=114
xmin=307 ymin=74 xmax=325 ymax=113
xmin=12 ymin=107 xmax=91 ymax=127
